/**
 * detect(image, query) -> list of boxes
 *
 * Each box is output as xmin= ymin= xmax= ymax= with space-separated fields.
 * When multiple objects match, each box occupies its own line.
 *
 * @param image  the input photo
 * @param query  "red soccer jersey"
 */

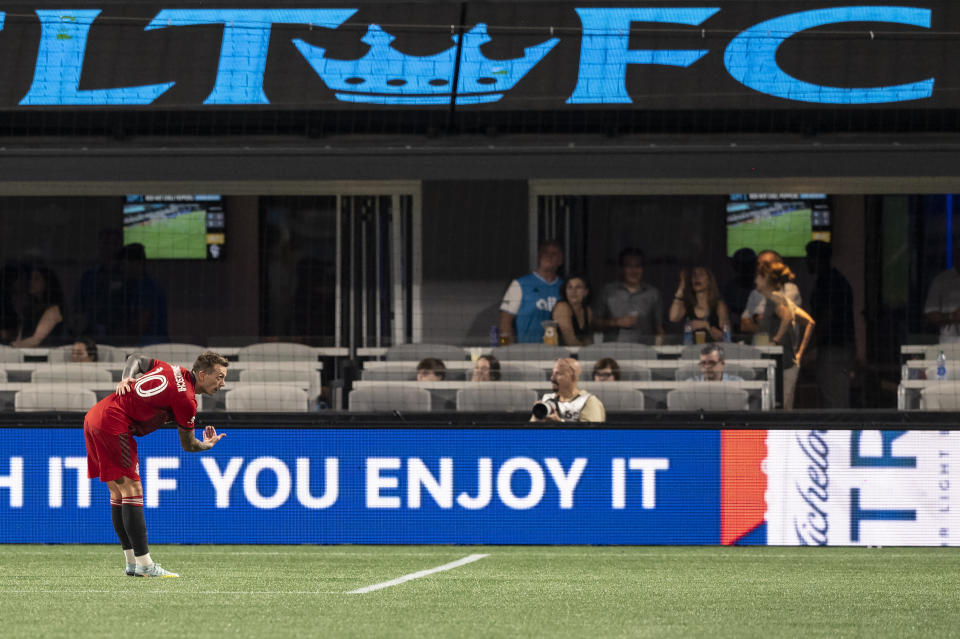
xmin=92 ymin=359 xmax=198 ymax=437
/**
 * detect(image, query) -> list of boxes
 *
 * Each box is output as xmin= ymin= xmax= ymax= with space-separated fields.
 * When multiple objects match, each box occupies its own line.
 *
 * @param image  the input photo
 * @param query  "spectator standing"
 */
xmin=668 ymin=266 xmax=730 ymax=342
xmin=531 ymin=358 xmax=606 ymax=423
xmin=12 ymin=264 xmax=65 ymax=347
xmin=806 ymin=241 xmax=855 ymax=408
xmin=923 ymin=240 xmax=960 ymax=343
xmin=551 ymin=275 xmax=593 ymax=346
xmin=684 ymin=344 xmax=743 ymax=381
xmin=72 ymin=228 xmax=123 ymax=339
xmin=755 ymin=261 xmax=815 ymax=409
xmin=741 ymin=249 xmax=802 ymax=336
xmin=721 ymin=248 xmax=757 ymax=334
xmin=0 ymin=262 xmax=19 ymax=344
xmin=498 ymin=240 xmax=564 ymax=344
xmin=108 ymin=244 xmax=168 ymax=345
xmin=595 ymin=248 xmax=664 ymax=345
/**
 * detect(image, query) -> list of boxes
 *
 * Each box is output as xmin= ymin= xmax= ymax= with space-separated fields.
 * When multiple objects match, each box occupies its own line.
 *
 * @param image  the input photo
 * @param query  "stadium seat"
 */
xmin=361 ymin=368 xmax=465 ymax=381
xmin=225 ymin=385 xmax=310 ymax=412
xmin=499 ymin=362 xmax=550 ymax=381
xmin=31 ymin=366 xmax=114 ymax=384
xmin=491 ymin=343 xmax=571 ymax=361
xmin=349 ymin=386 xmax=432 ymax=412
xmin=922 ymin=344 xmax=960 ymax=362
xmin=0 ymin=345 xmax=24 ymax=363
xmin=456 ymin=386 xmax=539 ymax=411
xmin=237 ymin=364 xmax=322 ymax=400
xmin=383 ymin=343 xmax=466 ymax=362
xmin=142 ymin=343 xmax=206 ymax=366
xmin=577 ymin=343 xmax=657 ymax=363
xmin=238 ymin=342 xmax=318 ymax=362
xmin=618 ymin=365 xmax=652 ymax=381
xmin=674 ymin=365 xmax=756 ymax=381
xmin=49 ymin=343 xmax=127 ymax=363
xmin=14 ymin=386 xmax=98 ymax=411
xmin=579 ymin=383 xmax=645 ymax=412
xmin=666 ymin=384 xmax=749 ymax=411
xmin=679 ymin=343 xmax=762 ymax=360
xmin=919 ymin=383 xmax=960 ymax=410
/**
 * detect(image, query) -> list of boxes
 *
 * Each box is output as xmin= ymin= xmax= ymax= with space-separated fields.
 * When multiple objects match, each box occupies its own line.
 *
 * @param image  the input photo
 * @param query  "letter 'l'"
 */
xmin=21 ymin=10 xmax=174 ymax=105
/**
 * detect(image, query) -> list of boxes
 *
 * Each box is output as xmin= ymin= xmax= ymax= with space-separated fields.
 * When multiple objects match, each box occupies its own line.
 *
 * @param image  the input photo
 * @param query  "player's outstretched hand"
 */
xmin=115 ymin=377 xmax=136 ymax=396
xmin=203 ymin=425 xmax=226 ymax=447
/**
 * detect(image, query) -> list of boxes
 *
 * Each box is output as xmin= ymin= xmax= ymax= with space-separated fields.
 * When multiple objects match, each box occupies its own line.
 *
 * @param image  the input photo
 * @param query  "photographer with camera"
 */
xmin=531 ymin=358 xmax=606 ymax=423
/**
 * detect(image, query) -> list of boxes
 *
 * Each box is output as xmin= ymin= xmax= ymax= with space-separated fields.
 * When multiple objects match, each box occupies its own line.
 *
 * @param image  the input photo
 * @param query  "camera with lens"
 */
xmin=531 ymin=398 xmax=559 ymax=420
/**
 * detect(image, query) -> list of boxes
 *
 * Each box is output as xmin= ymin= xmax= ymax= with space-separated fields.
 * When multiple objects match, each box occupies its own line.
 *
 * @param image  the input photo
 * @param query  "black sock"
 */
xmin=110 ymin=498 xmax=132 ymax=551
xmin=121 ymin=496 xmax=149 ymax=557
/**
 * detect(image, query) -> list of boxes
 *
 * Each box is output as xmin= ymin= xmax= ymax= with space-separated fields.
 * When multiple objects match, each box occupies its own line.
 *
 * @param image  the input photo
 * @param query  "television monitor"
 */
xmin=123 ymin=195 xmax=225 ymax=259
xmin=726 ymin=193 xmax=831 ymax=258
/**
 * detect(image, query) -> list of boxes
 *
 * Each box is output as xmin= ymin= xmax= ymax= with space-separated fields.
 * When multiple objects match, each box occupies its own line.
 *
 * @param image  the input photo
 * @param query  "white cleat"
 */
xmin=134 ymin=563 xmax=179 ymax=578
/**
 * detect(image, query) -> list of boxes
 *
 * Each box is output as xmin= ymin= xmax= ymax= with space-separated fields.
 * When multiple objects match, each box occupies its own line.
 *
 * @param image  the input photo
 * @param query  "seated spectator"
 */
xmin=551 ymin=274 xmax=593 ymax=346
xmin=685 ymin=344 xmax=743 ymax=381
xmin=668 ymin=266 xmax=730 ymax=342
xmin=12 ymin=264 xmax=65 ymax=348
xmin=471 ymin=355 xmax=501 ymax=381
xmin=416 ymin=357 xmax=446 ymax=381
xmin=594 ymin=248 xmax=663 ymax=345
xmin=531 ymin=358 xmax=606 ymax=423
xmin=70 ymin=337 xmax=99 ymax=362
xmin=498 ymin=240 xmax=564 ymax=344
xmin=592 ymin=357 xmax=622 ymax=381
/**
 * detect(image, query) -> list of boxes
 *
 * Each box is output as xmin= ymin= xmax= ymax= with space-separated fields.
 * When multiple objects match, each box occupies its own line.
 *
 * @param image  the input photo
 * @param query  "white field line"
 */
xmin=347 ymin=553 xmax=489 ymax=594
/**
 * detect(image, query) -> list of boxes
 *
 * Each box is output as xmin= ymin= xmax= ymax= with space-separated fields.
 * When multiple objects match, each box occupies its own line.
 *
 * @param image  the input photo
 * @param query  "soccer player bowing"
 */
xmin=83 ymin=350 xmax=228 ymax=578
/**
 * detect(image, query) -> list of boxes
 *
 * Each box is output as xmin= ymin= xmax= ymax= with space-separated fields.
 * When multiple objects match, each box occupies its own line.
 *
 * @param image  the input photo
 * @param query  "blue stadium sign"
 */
xmin=0 ymin=3 xmax=951 ymax=108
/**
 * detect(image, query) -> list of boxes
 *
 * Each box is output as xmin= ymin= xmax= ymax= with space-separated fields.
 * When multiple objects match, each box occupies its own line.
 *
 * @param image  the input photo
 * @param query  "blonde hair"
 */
xmin=757 ymin=261 xmax=795 ymax=290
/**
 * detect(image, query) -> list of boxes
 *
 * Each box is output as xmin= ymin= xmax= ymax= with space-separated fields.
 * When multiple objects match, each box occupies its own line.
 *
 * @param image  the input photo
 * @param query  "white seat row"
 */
xmin=360 ymin=342 xmax=782 ymax=361
xmin=2 ymin=382 xmax=315 ymax=413
xmin=0 ymin=342 xmax=345 ymax=364
xmin=349 ymin=380 xmax=767 ymax=411
xmin=361 ymin=359 xmax=774 ymax=383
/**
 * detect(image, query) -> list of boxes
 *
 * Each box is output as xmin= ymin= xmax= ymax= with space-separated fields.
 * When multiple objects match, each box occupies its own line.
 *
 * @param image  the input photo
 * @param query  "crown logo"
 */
xmin=293 ymin=23 xmax=559 ymax=105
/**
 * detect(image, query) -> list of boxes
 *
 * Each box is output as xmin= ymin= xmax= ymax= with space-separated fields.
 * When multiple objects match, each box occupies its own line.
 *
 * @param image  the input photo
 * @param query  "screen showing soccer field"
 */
xmin=726 ymin=194 xmax=830 ymax=257
xmin=123 ymin=195 xmax=225 ymax=259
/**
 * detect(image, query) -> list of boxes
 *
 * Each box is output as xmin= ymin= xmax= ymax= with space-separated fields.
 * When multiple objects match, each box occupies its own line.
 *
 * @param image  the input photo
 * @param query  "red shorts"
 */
xmin=84 ymin=401 xmax=140 ymax=482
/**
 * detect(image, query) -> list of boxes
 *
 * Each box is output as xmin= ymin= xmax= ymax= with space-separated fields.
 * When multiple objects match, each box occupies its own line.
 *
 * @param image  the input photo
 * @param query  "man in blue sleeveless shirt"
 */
xmin=498 ymin=241 xmax=564 ymax=344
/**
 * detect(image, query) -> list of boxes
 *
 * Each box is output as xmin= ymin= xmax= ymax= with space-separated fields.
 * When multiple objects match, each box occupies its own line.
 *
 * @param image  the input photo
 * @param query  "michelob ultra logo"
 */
xmin=764 ymin=430 xmax=958 ymax=546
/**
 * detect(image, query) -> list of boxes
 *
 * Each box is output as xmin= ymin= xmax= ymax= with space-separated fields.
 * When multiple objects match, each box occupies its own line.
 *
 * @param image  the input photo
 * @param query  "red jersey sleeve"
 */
xmin=168 ymin=364 xmax=198 ymax=430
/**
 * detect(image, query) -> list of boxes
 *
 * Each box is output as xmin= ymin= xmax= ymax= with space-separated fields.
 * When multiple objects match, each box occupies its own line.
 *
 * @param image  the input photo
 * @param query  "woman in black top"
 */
xmin=668 ymin=266 xmax=730 ymax=342
xmin=12 ymin=265 xmax=65 ymax=347
xmin=552 ymin=275 xmax=593 ymax=346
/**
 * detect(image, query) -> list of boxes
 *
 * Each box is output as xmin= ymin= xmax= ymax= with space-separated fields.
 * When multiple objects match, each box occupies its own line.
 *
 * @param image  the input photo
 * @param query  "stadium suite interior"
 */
xmin=0 ymin=186 xmax=950 ymax=408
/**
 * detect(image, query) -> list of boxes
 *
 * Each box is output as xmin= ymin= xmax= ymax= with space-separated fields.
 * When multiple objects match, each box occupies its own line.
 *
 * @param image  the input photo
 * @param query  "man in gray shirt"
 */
xmin=595 ymin=248 xmax=664 ymax=344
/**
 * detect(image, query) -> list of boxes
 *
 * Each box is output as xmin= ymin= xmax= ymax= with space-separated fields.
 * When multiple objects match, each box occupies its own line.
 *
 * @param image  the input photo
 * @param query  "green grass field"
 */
xmin=727 ymin=207 xmax=812 ymax=257
xmin=123 ymin=208 xmax=207 ymax=259
xmin=2 ymin=545 xmax=958 ymax=638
